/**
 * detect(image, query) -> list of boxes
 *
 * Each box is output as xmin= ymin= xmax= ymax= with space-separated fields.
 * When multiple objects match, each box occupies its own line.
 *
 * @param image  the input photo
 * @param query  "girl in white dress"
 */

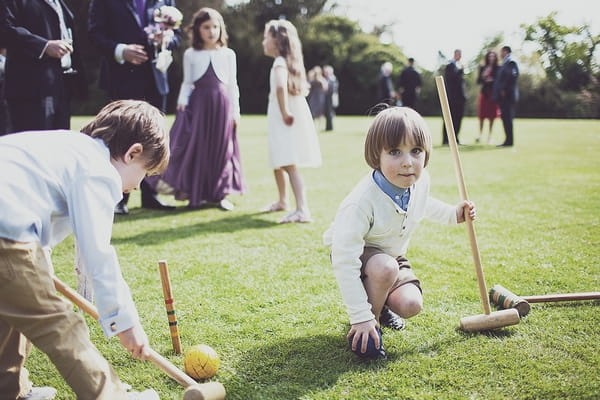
xmin=261 ymin=19 xmax=321 ymax=223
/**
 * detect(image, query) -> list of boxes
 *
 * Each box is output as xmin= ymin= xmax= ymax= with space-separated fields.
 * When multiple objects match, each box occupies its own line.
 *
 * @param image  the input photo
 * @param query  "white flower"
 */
xmin=153 ymin=5 xmax=183 ymax=29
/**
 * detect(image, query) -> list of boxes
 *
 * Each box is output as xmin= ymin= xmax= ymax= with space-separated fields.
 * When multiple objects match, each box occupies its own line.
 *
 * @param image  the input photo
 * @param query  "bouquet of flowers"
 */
xmin=153 ymin=5 xmax=183 ymax=29
xmin=145 ymin=5 xmax=183 ymax=73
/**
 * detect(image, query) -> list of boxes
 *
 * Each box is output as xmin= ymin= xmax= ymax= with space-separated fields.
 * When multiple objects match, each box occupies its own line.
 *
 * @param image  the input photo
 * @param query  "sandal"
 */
xmin=279 ymin=210 xmax=313 ymax=224
xmin=260 ymin=202 xmax=288 ymax=213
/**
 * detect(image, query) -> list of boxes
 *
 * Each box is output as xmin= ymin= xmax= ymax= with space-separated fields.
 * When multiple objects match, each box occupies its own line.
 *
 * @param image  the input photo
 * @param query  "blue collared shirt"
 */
xmin=372 ymin=170 xmax=411 ymax=211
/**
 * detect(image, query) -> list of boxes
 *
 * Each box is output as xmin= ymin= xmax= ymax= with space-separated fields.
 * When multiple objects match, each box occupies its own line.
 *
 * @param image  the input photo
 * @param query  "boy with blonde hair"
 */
xmin=0 ymin=100 xmax=169 ymax=399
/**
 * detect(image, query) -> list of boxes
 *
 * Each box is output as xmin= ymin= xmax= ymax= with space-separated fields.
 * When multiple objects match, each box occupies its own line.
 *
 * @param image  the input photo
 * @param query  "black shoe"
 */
xmin=114 ymin=199 xmax=129 ymax=215
xmin=141 ymin=194 xmax=176 ymax=210
xmin=496 ymin=143 xmax=513 ymax=148
xmin=141 ymin=181 xmax=175 ymax=210
xmin=380 ymin=307 xmax=405 ymax=330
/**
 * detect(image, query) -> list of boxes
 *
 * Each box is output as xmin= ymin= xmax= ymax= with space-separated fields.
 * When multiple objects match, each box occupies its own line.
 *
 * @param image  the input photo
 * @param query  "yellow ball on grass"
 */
xmin=184 ymin=344 xmax=220 ymax=379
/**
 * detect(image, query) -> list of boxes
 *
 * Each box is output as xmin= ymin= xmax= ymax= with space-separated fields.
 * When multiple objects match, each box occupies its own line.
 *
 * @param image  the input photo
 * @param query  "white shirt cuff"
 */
xmin=99 ymin=303 xmax=139 ymax=337
xmin=115 ymin=43 xmax=126 ymax=64
xmin=39 ymin=42 xmax=49 ymax=59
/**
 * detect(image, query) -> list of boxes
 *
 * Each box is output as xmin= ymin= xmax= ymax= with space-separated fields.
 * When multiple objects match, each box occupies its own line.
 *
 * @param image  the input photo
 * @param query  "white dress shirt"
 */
xmin=0 ymin=131 xmax=140 ymax=337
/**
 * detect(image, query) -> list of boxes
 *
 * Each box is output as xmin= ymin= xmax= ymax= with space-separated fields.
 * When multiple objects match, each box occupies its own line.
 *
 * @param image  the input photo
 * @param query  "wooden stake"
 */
xmin=159 ymin=260 xmax=182 ymax=354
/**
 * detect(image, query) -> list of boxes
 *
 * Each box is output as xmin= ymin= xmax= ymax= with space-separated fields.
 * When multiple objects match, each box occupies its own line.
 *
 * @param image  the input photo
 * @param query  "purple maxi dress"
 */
xmin=158 ymin=63 xmax=245 ymax=207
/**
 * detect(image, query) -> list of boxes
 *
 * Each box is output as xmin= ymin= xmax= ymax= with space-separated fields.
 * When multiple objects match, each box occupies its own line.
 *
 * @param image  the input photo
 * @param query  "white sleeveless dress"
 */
xmin=267 ymin=56 xmax=322 ymax=169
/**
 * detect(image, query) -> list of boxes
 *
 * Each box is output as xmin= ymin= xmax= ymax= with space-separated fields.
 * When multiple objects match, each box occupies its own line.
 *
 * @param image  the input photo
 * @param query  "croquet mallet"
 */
xmin=489 ymin=284 xmax=600 ymax=317
xmin=52 ymin=276 xmax=225 ymax=400
xmin=435 ymin=76 xmax=520 ymax=332
xmin=159 ymin=260 xmax=182 ymax=354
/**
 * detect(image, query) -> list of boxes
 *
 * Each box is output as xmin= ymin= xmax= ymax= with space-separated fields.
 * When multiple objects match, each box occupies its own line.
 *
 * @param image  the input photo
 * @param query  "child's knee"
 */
xmin=388 ymin=284 xmax=423 ymax=318
xmin=366 ymin=256 xmax=399 ymax=283
xmin=399 ymin=297 xmax=423 ymax=318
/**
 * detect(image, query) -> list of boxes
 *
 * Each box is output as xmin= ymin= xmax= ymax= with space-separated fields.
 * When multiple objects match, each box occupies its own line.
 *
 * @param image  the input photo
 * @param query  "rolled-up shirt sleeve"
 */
xmin=67 ymin=174 xmax=139 ymax=337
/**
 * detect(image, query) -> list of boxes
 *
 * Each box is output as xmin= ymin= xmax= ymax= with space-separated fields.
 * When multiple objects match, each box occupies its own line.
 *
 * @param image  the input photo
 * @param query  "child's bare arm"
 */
xmin=456 ymin=200 xmax=476 ymax=223
xmin=118 ymin=323 xmax=151 ymax=360
xmin=274 ymin=66 xmax=294 ymax=125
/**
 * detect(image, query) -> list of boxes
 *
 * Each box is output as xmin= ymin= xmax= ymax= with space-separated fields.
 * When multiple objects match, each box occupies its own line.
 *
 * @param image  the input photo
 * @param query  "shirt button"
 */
xmin=110 ymin=323 xmax=117 ymax=332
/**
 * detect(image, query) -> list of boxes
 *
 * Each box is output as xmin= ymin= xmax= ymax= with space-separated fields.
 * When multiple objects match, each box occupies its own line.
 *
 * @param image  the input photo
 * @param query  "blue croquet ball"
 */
xmin=348 ymin=328 xmax=386 ymax=359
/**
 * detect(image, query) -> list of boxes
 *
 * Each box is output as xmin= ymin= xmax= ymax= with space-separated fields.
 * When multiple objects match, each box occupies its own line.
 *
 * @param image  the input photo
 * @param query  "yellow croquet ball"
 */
xmin=184 ymin=344 xmax=220 ymax=379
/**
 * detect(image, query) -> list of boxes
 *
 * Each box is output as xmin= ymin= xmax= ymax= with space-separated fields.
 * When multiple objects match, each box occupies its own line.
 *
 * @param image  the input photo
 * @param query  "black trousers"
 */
xmin=499 ymin=101 xmax=515 ymax=145
xmin=442 ymin=99 xmax=465 ymax=144
xmin=7 ymin=92 xmax=70 ymax=133
xmin=110 ymin=68 xmax=166 ymax=206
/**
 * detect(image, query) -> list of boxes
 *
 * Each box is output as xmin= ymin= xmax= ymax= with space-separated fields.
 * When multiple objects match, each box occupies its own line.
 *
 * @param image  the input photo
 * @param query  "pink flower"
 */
xmin=153 ymin=6 xmax=183 ymax=29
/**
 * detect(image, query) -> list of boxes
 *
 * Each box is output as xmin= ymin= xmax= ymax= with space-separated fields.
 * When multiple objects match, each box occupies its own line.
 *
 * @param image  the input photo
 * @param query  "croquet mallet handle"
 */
xmin=435 ymin=75 xmax=491 ymax=315
xmin=52 ymin=276 xmax=199 ymax=388
xmin=523 ymin=292 xmax=600 ymax=303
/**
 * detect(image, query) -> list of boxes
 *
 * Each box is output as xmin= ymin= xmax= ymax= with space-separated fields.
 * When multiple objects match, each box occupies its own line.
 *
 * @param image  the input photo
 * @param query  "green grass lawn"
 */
xmin=38 ymin=114 xmax=600 ymax=399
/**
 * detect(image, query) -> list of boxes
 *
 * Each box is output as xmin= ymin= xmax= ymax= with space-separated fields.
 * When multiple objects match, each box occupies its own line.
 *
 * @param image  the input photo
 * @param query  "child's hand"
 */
xmin=117 ymin=323 xmax=151 ymax=360
xmin=456 ymin=200 xmax=476 ymax=223
xmin=347 ymin=319 xmax=380 ymax=353
xmin=283 ymin=112 xmax=294 ymax=126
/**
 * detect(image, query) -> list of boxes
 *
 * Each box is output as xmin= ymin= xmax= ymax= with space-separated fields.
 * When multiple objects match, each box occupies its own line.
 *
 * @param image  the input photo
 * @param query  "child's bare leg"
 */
xmin=280 ymin=165 xmax=312 ymax=223
xmin=362 ymin=254 xmax=400 ymax=324
xmin=274 ymin=168 xmax=288 ymax=207
xmin=285 ymin=165 xmax=307 ymax=212
xmin=261 ymin=168 xmax=288 ymax=212
xmin=386 ymin=283 xmax=423 ymax=319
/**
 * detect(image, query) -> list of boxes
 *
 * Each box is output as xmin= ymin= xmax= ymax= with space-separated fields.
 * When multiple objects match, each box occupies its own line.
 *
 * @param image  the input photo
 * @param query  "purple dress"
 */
xmin=157 ymin=63 xmax=245 ymax=206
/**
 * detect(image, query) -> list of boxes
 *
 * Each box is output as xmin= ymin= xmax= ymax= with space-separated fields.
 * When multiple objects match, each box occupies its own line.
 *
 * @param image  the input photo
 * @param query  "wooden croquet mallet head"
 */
xmin=435 ymin=75 xmax=521 ymax=332
xmin=183 ymin=382 xmax=227 ymax=400
xmin=489 ymin=284 xmax=531 ymax=317
xmin=489 ymin=284 xmax=600 ymax=318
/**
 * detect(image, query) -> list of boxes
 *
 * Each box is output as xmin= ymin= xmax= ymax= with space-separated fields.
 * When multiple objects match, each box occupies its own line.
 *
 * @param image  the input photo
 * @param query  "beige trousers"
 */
xmin=0 ymin=239 xmax=128 ymax=400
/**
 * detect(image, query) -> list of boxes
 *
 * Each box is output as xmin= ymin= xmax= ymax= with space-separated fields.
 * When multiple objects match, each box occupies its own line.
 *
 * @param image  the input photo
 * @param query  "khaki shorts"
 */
xmin=359 ymin=247 xmax=422 ymax=294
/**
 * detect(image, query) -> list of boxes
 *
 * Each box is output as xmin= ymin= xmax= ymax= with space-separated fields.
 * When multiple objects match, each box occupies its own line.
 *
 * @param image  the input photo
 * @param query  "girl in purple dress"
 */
xmin=154 ymin=7 xmax=245 ymax=209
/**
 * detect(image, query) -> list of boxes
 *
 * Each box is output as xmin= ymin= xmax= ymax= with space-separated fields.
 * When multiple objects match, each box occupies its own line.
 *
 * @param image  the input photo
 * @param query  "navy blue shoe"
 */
xmin=380 ymin=306 xmax=405 ymax=330
xmin=348 ymin=328 xmax=386 ymax=360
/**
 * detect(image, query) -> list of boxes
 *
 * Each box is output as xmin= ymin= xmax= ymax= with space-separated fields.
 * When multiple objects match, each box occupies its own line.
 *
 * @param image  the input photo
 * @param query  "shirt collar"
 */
xmin=372 ymin=170 xmax=410 ymax=210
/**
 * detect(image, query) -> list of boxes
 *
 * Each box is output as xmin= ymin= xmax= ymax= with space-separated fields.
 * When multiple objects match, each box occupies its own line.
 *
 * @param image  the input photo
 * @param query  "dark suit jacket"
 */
xmin=88 ymin=0 xmax=180 ymax=100
xmin=444 ymin=60 xmax=466 ymax=105
xmin=493 ymin=58 xmax=519 ymax=105
xmin=2 ymin=0 xmax=81 ymax=100
xmin=397 ymin=66 xmax=421 ymax=94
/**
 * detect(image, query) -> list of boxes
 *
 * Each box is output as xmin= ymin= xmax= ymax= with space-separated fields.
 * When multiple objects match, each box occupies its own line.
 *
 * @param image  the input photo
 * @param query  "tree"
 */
xmin=523 ymin=12 xmax=600 ymax=91
xmin=221 ymin=0 xmax=329 ymax=113
xmin=303 ymin=15 xmax=407 ymax=114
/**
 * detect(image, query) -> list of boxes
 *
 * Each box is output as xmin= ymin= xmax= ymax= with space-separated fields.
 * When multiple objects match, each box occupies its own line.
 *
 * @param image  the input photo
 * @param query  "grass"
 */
xmin=35 ymin=114 xmax=599 ymax=399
